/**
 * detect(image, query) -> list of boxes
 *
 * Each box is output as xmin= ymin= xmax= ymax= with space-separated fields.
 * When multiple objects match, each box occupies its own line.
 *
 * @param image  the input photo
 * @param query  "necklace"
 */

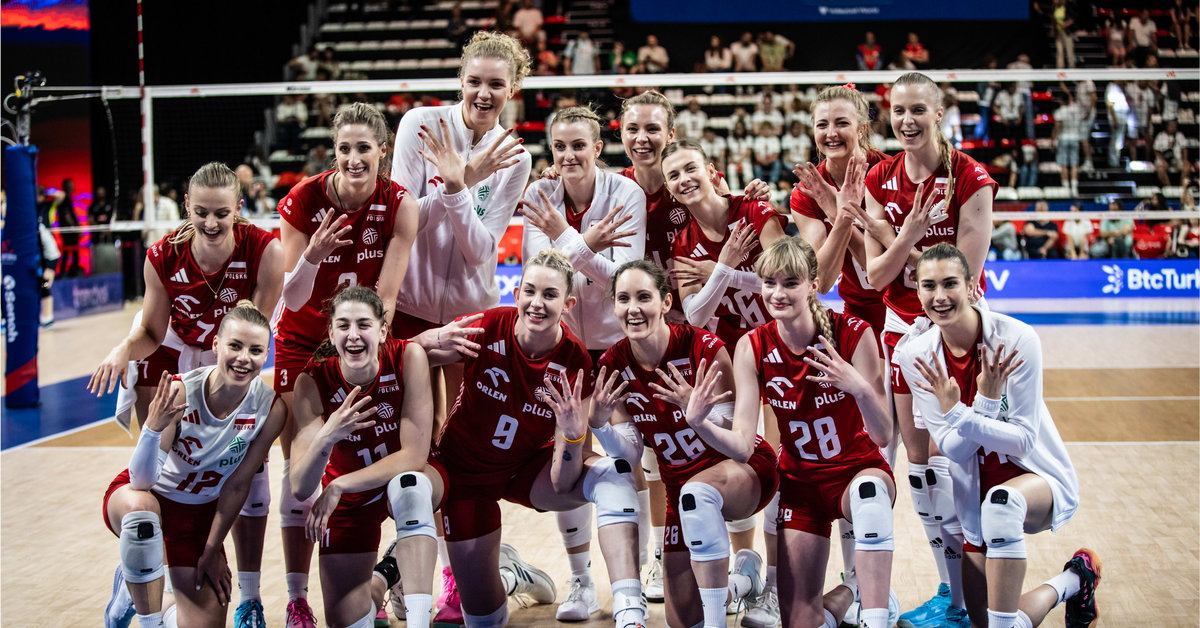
xmin=198 ymin=268 xmax=227 ymax=298
xmin=331 ymin=172 xmax=348 ymax=212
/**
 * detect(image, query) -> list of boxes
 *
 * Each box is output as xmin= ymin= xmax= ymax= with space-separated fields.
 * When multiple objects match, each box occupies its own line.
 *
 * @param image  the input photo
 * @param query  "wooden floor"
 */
xmin=2 ymin=303 xmax=1198 ymax=626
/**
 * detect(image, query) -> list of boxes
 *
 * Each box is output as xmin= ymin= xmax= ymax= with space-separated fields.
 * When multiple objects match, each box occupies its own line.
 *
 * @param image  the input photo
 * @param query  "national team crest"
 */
xmin=669 ymin=206 xmax=688 ymax=225
xmin=227 ymin=437 xmax=247 ymax=454
xmin=220 ymin=288 xmax=238 ymax=303
xmin=477 ymin=185 xmax=491 ymax=202
xmin=376 ymin=402 xmax=395 ymax=420
xmin=362 ymin=228 xmax=379 ymax=245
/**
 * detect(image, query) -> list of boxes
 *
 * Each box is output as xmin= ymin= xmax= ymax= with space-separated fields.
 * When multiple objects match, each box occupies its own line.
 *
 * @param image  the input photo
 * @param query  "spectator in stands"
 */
xmin=493 ymin=0 xmax=516 ymax=35
xmin=675 ymin=97 xmax=707 ymax=139
xmin=533 ymin=35 xmax=561 ymax=76
xmin=1154 ymin=120 xmax=1188 ymax=186
xmin=699 ymin=126 xmax=728 ymax=173
xmin=1127 ymin=9 xmax=1158 ymax=67
xmin=1106 ymin=15 xmax=1128 ymax=66
xmin=1061 ymin=203 xmax=1093 ymax=259
xmin=1105 ymin=80 xmax=1131 ymax=167
xmin=1022 ymin=202 xmax=1062 ymax=259
xmin=990 ymin=220 xmax=1022 ymax=260
xmin=89 ymin=185 xmax=113 ymax=225
xmin=752 ymin=120 xmax=783 ymax=184
xmin=704 ymin=35 xmax=733 ymax=73
xmin=318 ymin=47 xmax=341 ymax=80
xmin=563 ymin=31 xmax=599 ymax=76
xmin=275 ymin=93 xmax=307 ymax=153
xmin=758 ymin=30 xmax=793 ymax=72
xmin=1133 ymin=219 xmax=1173 ymax=258
xmin=730 ymin=31 xmax=759 ymax=72
xmin=856 ymin=31 xmax=883 ymax=71
xmin=780 ymin=120 xmax=812 ymax=174
xmin=1019 ymin=142 xmax=1039 ymax=188
xmin=1092 ymin=200 xmax=1134 ymax=258
xmin=1174 ymin=189 xmax=1199 ymax=257
xmin=784 ymin=96 xmax=811 ymax=130
xmin=751 ymin=95 xmax=784 ymax=136
xmin=447 ymin=2 xmax=472 ymax=47
xmin=637 ymin=34 xmax=670 ymax=73
xmin=1170 ymin=0 xmax=1197 ymax=50
xmin=901 ymin=32 xmax=930 ymax=69
xmin=942 ymin=87 xmax=962 ymax=149
xmin=235 ymin=164 xmax=256 ymax=215
xmin=608 ymin=41 xmax=637 ymax=74
xmin=136 ymin=183 xmax=180 ymax=250
xmin=1048 ymin=0 xmax=1078 ymax=68
xmin=726 ymin=119 xmax=754 ymax=189
xmin=994 ymin=83 xmax=1023 ymax=143
xmin=975 ymin=54 xmax=999 ymax=140
xmin=1053 ymin=90 xmax=1083 ymax=195
xmin=1073 ymin=79 xmax=1097 ymax=172
xmin=288 ymin=45 xmax=320 ymax=81
xmin=1006 ymin=53 xmax=1035 ymax=139
xmin=512 ymin=0 xmax=543 ymax=45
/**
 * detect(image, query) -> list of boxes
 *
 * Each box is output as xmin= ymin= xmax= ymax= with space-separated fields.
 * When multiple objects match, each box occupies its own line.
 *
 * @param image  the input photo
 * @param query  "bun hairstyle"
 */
xmin=313 ymin=285 xmax=387 ymax=361
xmin=460 ymin=30 xmax=532 ymax=90
xmin=893 ymin=72 xmax=955 ymax=208
xmin=755 ymin=236 xmax=836 ymax=351
xmin=810 ymin=84 xmax=878 ymax=155
xmin=610 ymin=258 xmax=671 ymax=301
xmin=218 ymin=299 xmax=270 ymax=335
xmin=523 ymin=248 xmax=576 ymax=297
xmin=619 ymin=89 xmax=677 ymax=133
xmin=915 ymin=242 xmax=973 ymax=282
xmin=170 ymin=161 xmax=252 ymax=246
xmin=331 ymin=102 xmax=393 ymax=179
xmin=551 ymin=105 xmax=603 ymax=143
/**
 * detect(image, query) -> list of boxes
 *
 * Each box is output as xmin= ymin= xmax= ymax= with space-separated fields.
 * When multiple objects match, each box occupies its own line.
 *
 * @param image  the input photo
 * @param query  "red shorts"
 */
xmin=662 ymin=439 xmax=779 ymax=554
xmin=103 ymin=469 xmax=225 ymax=569
xmin=272 ymin=335 xmax=319 ymax=393
xmin=319 ymin=459 xmax=451 ymax=555
xmin=777 ymin=456 xmax=893 ymax=537
xmin=843 ymin=299 xmax=886 ymax=358
xmin=133 ymin=345 xmax=182 ymax=387
xmin=437 ymin=447 xmax=553 ymax=542
xmin=882 ymin=331 xmax=911 ymax=395
xmin=390 ymin=310 xmax=439 ymax=340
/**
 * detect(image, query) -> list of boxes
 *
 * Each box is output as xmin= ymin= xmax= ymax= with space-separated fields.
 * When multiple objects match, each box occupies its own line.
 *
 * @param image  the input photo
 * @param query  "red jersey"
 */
xmin=305 ymin=339 xmax=411 ymax=508
xmin=435 ymin=307 xmax=594 ymax=485
xmin=146 ymin=223 xmax=275 ymax=347
xmin=789 ymin=151 xmax=889 ymax=311
xmin=619 ymin=166 xmax=691 ymax=270
xmin=748 ymin=312 xmax=884 ymax=476
xmin=865 ymin=150 xmax=997 ymax=323
xmin=672 ymin=195 xmax=786 ymax=344
xmin=1133 ymin=222 xmax=1172 ymax=259
xmin=275 ymin=170 xmax=405 ymax=346
xmin=598 ymin=324 xmax=728 ymax=487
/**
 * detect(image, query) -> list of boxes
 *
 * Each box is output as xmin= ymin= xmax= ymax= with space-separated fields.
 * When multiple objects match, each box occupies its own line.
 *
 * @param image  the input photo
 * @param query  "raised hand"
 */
xmin=582 ymin=205 xmax=638 ymax=253
xmin=838 ymin=152 xmax=868 ymax=208
xmin=742 ymin=178 xmax=773 ymax=201
xmin=802 ymin=335 xmax=870 ymax=397
xmin=303 ymin=209 xmax=353 ymax=264
xmin=144 ymin=371 xmax=188 ymax=432
xmin=544 ymin=370 xmax=587 ymax=442
xmin=320 ymin=386 xmax=377 ymax=443
xmin=465 ymin=128 xmax=525 ymax=188
xmin=717 ymin=219 xmax=759 ymax=268
xmin=591 ymin=365 xmax=630 ymax=427
xmin=976 ymin=344 xmax=1023 ymax=400
xmin=519 ymin=189 xmax=570 ymax=240
xmin=418 ymin=119 xmax=467 ymax=191
xmin=913 ymin=352 xmax=961 ymax=415
xmin=415 ymin=313 xmax=485 ymax=359
xmin=669 ymin=256 xmax=716 ymax=287
xmin=795 ymin=162 xmax=839 ymax=217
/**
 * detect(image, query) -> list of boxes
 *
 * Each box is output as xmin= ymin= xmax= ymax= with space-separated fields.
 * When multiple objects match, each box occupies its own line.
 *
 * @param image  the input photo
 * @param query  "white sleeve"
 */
xmin=281 ymin=255 xmax=319 ymax=311
xmin=553 ymin=184 xmax=647 ymax=290
xmin=729 ymin=269 xmax=761 ymax=293
xmin=127 ymin=426 xmax=168 ymax=490
xmin=683 ymin=262 xmax=736 ymax=328
xmin=897 ymin=349 xmax=978 ymax=463
xmin=591 ymin=422 xmax=643 ymax=461
xmin=942 ymin=333 xmax=1043 ymax=459
xmin=431 ymin=154 xmax=532 ymax=267
xmin=391 ymin=112 xmax=436 ymax=222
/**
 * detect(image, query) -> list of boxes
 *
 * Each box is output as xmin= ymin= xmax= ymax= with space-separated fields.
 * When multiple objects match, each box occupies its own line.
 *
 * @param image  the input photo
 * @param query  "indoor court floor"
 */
xmin=2 ymin=300 xmax=1197 ymax=626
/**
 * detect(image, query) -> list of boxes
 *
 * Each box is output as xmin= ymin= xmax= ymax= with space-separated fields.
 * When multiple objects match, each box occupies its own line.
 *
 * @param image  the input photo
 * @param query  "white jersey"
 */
xmin=521 ymin=167 xmax=647 ymax=349
xmin=153 ymin=367 xmax=277 ymax=504
xmin=391 ymin=104 xmax=533 ymax=324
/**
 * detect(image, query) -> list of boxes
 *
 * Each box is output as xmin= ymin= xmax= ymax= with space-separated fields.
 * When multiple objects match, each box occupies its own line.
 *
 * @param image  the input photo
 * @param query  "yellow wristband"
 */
xmin=562 ymin=431 xmax=587 ymax=444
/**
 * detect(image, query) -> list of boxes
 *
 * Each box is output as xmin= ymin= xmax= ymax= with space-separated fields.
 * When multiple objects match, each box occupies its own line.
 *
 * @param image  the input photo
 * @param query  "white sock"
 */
xmin=910 ymin=463 xmax=951 ymax=584
xmin=821 ymin=609 xmax=839 ymax=628
xmin=137 ymin=612 xmax=163 ymax=628
xmin=162 ymin=605 xmax=177 ymax=628
xmin=237 ymin=571 xmax=260 ymax=603
xmin=567 ymin=551 xmax=593 ymax=586
xmin=765 ymin=566 xmax=777 ymax=591
xmin=404 ymin=593 xmax=433 ymax=627
xmin=285 ymin=572 xmax=308 ymax=601
xmin=837 ymin=518 xmax=856 ymax=576
xmin=652 ymin=526 xmax=665 ymax=560
xmin=1044 ymin=567 xmax=1082 ymax=604
xmin=860 ymin=608 xmax=890 ymax=628
xmin=1016 ymin=610 xmax=1035 ymax=628
xmin=437 ymin=536 xmax=451 ymax=571
xmin=637 ymin=489 xmax=651 ymax=567
xmin=987 ymin=609 xmax=1019 ymax=628
xmin=728 ymin=573 xmax=752 ymax=600
xmin=698 ymin=587 xmax=728 ymax=627
xmin=500 ymin=569 xmax=516 ymax=595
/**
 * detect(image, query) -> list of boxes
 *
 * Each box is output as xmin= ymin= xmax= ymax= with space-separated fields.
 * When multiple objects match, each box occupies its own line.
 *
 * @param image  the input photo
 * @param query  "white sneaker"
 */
xmin=843 ymin=600 xmax=862 ymax=626
xmin=555 ymin=577 xmax=599 ymax=621
xmin=741 ymin=587 xmax=780 ymax=628
xmin=728 ymin=549 xmax=765 ymax=613
xmin=644 ymin=557 xmax=664 ymax=602
xmin=613 ymin=589 xmax=649 ymax=628
xmin=888 ymin=588 xmax=901 ymax=626
xmin=499 ymin=542 xmax=557 ymax=604
xmin=104 ymin=565 xmax=136 ymax=628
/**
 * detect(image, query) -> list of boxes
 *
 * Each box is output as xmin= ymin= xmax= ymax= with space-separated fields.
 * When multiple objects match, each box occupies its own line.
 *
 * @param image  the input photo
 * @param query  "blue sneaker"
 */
xmin=937 ymin=606 xmax=970 ymax=628
xmin=104 ymin=565 xmax=136 ymax=628
xmin=234 ymin=599 xmax=266 ymax=628
xmin=896 ymin=583 xmax=951 ymax=628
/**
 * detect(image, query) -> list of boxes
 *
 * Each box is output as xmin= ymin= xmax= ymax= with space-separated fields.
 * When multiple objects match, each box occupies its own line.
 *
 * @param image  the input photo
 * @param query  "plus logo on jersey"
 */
xmin=765 ymin=376 xmax=794 ymax=397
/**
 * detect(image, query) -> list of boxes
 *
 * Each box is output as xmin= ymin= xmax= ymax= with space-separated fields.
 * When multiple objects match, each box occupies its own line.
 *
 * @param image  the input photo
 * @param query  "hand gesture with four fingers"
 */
xmin=418 ymin=119 xmax=467 ymax=191
xmin=669 ymin=256 xmax=716 ymax=288
xmin=465 ymin=128 xmax=525 ymax=188
xmin=519 ymin=189 xmax=571 ymax=240
xmin=717 ymin=219 xmax=759 ymax=268
xmin=913 ymin=352 xmax=961 ymax=415
xmin=320 ymin=386 xmax=377 ymax=443
xmin=591 ymin=365 xmax=630 ymax=427
xmin=417 ymin=313 xmax=486 ymax=359
xmin=143 ymin=371 xmax=189 ymax=433
xmin=544 ymin=370 xmax=587 ymax=442
xmin=795 ymin=162 xmax=839 ymax=217
xmin=976 ymin=344 xmax=1023 ymax=400
xmin=650 ymin=359 xmax=731 ymax=430
xmin=802 ymin=335 xmax=870 ymax=398
xmin=581 ymin=205 xmax=638 ymax=253
xmin=303 ymin=209 xmax=353 ymax=264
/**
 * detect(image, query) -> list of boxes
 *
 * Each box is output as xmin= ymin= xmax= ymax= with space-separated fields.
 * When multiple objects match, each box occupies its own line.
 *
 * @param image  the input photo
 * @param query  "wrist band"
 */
xmin=562 ymin=432 xmax=587 ymax=444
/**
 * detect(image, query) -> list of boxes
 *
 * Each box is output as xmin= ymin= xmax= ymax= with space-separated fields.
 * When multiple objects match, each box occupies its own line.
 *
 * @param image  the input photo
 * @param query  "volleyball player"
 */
xmin=863 ymin=72 xmax=997 ymax=628
xmin=593 ymin=259 xmax=778 ymax=628
xmin=894 ymin=243 xmax=1099 ymax=628
xmin=519 ymin=106 xmax=647 ymax=620
xmin=737 ymin=236 xmax=897 ymax=627
xmin=273 ymin=102 xmax=419 ymax=627
xmin=288 ymin=286 xmax=443 ymax=628
xmin=102 ymin=303 xmax=285 ymax=628
xmin=90 ymin=162 xmax=282 ymax=628
xmin=426 ymin=250 xmax=645 ymax=628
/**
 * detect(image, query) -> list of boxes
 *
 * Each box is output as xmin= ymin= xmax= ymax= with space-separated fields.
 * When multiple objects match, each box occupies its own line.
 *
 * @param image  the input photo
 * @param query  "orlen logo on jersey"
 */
xmin=357 ymin=249 xmax=383 ymax=264
xmin=477 ymin=367 xmax=509 ymax=402
xmin=362 ymin=228 xmax=379 ymax=246
xmin=625 ymin=392 xmax=650 ymax=411
xmin=174 ymin=294 xmax=201 ymax=314
xmin=765 ymin=377 xmax=798 ymax=410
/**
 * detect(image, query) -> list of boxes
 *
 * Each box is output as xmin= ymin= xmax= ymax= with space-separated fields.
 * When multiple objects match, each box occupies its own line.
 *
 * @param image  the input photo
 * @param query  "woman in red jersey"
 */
xmin=272 ymin=102 xmax=421 ymax=625
xmin=863 ymin=71 xmax=997 ymax=627
xmin=736 ymin=236 xmax=894 ymax=628
xmin=592 ymin=258 xmax=778 ymax=628
xmin=289 ymin=286 xmax=442 ymax=628
xmin=90 ymin=161 xmax=282 ymax=627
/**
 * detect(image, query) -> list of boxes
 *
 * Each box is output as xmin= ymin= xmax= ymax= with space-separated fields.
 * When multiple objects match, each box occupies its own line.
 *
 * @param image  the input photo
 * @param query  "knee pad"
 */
xmin=726 ymin=514 xmax=756 ymax=534
xmin=763 ymin=492 xmax=780 ymax=537
xmin=584 ymin=457 xmax=639 ymax=528
xmin=980 ymin=487 xmax=1027 ymax=560
xmin=927 ymin=456 xmax=962 ymax=535
xmin=849 ymin=476 xmax=894 ymax=552
xmin=907 ymin=464 xmax=934 ymax=524
xmin=557 ymin=503 xmax=594 ymax=547
xmin=119 ymin=511 xmax=165 ymax=584
xmin=641 ymin=447 xmax=660 ymax=482
xmin=238 ymin=461 xmax=271 ymax=518
xmin=388 ymin=472 xmax=436 ymax=540
xmin=678 ymin=482 xmax=730 ymax=563
xmin=279 ymin=461 xmax=316 ymax=528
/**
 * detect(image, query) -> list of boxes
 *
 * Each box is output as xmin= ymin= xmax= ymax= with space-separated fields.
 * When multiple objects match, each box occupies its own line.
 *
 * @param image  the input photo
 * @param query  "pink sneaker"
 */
xmin=433 ymin=566 xmax=464 ymax=625
xmin=286 ymin=598 xmax=318 ymax=628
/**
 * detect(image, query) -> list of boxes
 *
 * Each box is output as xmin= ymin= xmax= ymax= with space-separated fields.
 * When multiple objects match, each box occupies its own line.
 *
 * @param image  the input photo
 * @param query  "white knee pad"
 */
xmin=980 ymin=486 xmax=1027 ymax=560
xmin=279 ymin=461 xmax=316 ymax=528
xmin=556 ymin=503 xmax=594 ymax=547
xmin=726 ymin=514 xmax=756 ymax=534
xmin=584 ymin=457 xmax=639 ymax=528
xmin=928 ymin=456 xmax=962 ymax=536
xmin=849 ymin=476 xmax=894 ymax=552
xmin=763 ymin=492 xmax=780 ymax=537
xmin=678 ymin=482 xmax=730 ymax=563
xmin=642 ymin=447 xmax=661 ymax=482
xmin=119 ymin=511 xmax=165 ymax=584
xmin=239 ymin=461 xmax=271 ymax=518
xmin=388 ymin=472 xmax=436 ymax=540
xmin=907 ymin=464 xmax=935 ymax=525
